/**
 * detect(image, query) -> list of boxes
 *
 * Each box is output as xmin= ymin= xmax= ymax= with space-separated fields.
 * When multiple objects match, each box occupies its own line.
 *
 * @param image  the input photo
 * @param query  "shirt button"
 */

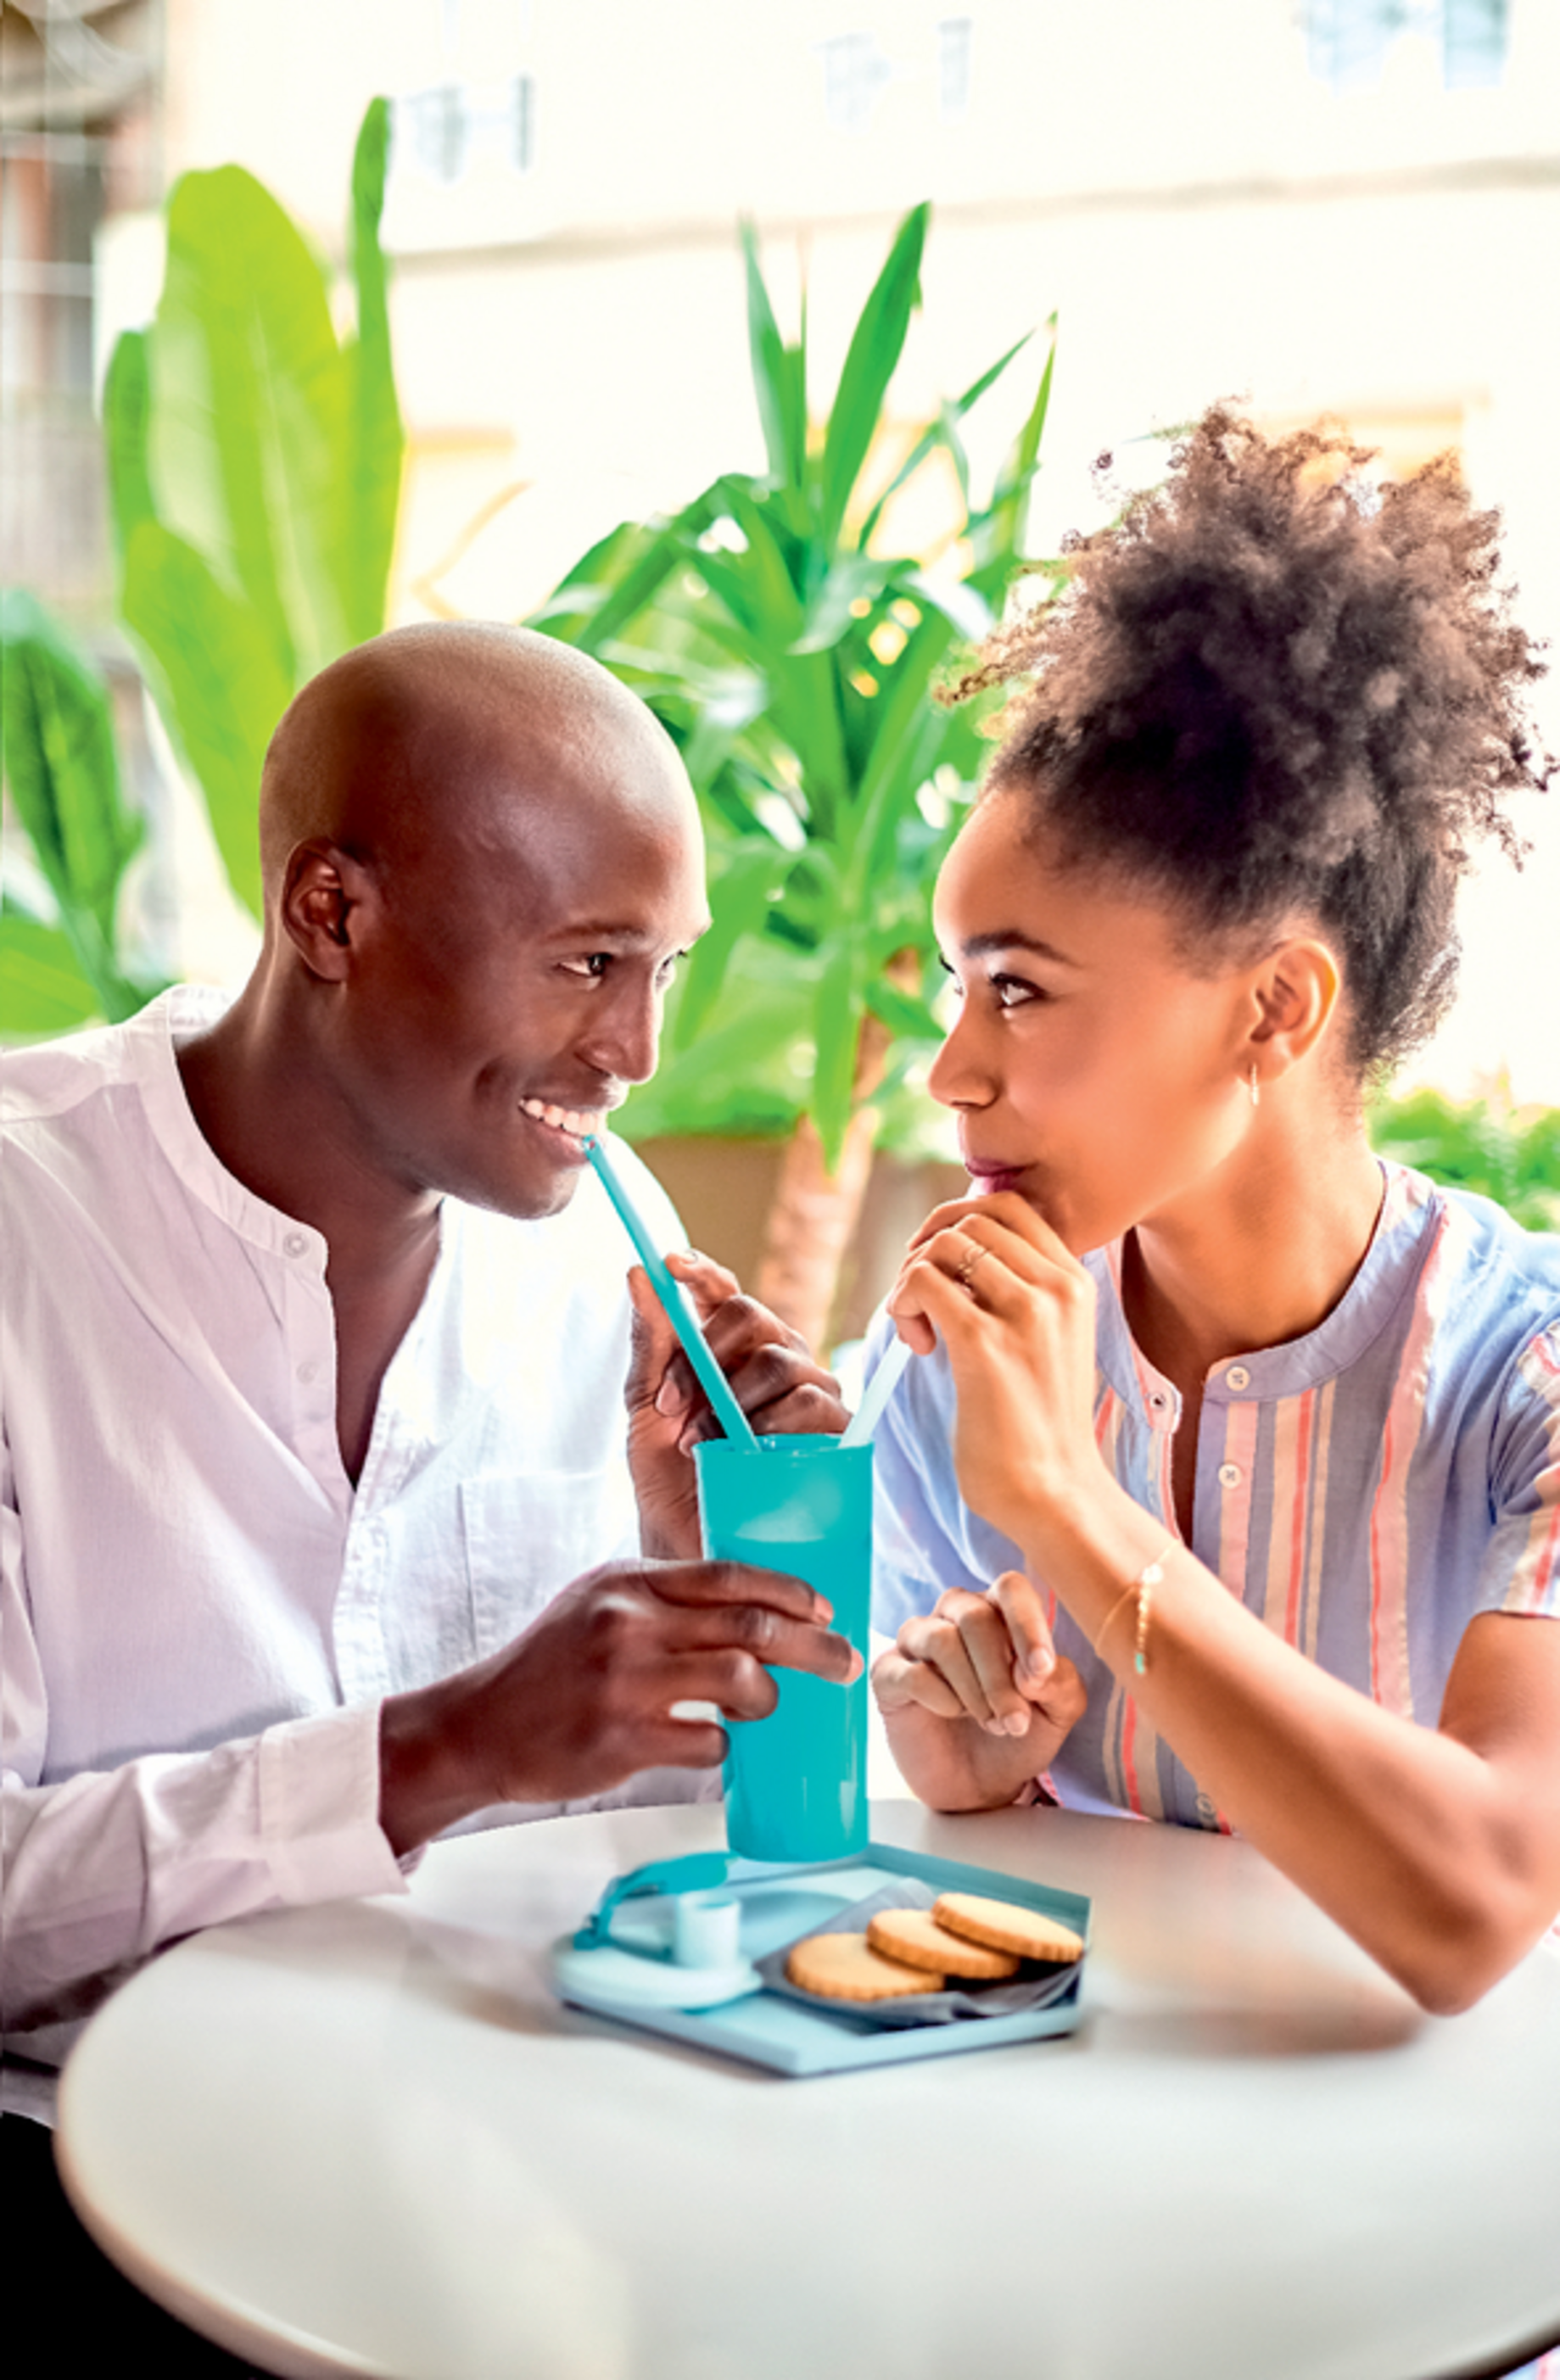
xmin=1217 ymin=1461 xmax=1242 ymax=1489
xmin=283 ymin=1231 xmax=309 ymax=1259
xmin=1226 ymin=1365 xmax=1250 ymax=1392
xmin=1194 ymin=1791 xmax=1217 ymax=1823
xmin=296 ymin=1359 xmax=319 ymax=1384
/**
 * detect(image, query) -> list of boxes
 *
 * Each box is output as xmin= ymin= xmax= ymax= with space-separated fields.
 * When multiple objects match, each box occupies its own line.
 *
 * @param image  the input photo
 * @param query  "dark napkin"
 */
xmin=755 ymin=1876 xmax=1084 ymax=2030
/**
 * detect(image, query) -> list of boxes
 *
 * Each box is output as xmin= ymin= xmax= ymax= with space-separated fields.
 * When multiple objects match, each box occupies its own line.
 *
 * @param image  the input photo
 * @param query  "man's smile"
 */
xmin=518 ymin=1095 xmax=609 ymax=1150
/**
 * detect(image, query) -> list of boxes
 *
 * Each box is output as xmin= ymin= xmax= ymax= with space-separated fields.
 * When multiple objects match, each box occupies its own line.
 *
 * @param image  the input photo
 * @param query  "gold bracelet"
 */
xmin=1093 ymin=1540 xmax=1177 ymax=1674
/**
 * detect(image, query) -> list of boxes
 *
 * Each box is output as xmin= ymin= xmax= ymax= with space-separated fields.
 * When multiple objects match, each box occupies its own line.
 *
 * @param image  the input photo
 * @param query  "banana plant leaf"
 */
xmin=0 ymin=912 xmax=108 ymax=1034
xmin=0 ymin=591 xmax=164 ymax=1030
xmin=103 ymin=99 xmax=402 ymax=921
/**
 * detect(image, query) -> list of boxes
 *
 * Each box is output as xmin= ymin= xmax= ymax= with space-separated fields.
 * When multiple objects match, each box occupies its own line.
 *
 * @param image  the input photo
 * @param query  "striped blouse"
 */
xmin=871 ymin=1164 xmax=1560 ymax=1829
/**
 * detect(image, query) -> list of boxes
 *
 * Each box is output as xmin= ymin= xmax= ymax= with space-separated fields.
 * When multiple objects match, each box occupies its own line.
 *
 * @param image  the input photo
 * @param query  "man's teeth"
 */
xmin=519 ymin=1098 xmax=601 ymax=1139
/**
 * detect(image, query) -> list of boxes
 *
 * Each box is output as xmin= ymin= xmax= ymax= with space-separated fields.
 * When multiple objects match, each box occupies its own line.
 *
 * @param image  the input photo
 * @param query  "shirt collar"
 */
xmin=1089 ymin=1161 xmax=1442 ymax=1422
xmin=130 ymin=986 xmax=330 ymax=1268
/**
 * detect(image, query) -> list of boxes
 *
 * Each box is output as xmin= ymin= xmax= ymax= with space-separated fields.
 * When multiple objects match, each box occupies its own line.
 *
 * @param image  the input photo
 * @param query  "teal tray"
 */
xmin=549 ymin=1841 xmax=1090 ymax=2077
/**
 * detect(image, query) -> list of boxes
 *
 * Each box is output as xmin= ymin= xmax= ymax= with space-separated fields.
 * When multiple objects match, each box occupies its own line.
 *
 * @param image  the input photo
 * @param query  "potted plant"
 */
xmin=533 ymin=204 xmax=1060 ymax=1349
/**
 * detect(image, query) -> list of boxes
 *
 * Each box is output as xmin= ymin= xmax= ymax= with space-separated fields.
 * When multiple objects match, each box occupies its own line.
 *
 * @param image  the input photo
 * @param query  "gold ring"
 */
xmin=954 ymin=1241 xmax=988 ymax=1287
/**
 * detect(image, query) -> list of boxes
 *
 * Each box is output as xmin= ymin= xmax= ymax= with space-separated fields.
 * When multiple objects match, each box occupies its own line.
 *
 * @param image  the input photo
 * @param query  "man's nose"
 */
xmin=582 ymin=979 xmax=662 ymax=1088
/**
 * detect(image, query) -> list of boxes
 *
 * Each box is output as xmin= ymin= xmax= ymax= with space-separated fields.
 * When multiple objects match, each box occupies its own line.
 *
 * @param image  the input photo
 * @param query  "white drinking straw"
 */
xmin=839 ymin=1335 xmax=913 ymax=1449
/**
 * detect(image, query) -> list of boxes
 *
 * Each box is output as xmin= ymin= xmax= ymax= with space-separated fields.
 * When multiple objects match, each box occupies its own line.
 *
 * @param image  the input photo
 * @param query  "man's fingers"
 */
xmin=629 ymin=1712 xmax=732 ymax=1770
xmin=669 ymin=1600 xmax=861 ymax=1688
xmin=640 ymin=1560 xmax=860 ymax=1684
xmin=625 ymin=1264 xmax=680 ymax=1411
xmin=646 ymin=1556 xmax=831 ymax=1627
xmin=651 ymin=1270 xmax=844 ymax=1436
xmin=664 ymin=1247 xmax=742 ymax=1315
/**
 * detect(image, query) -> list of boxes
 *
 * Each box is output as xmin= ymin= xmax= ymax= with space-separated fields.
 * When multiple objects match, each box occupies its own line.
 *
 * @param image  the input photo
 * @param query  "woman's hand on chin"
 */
xmin=872 ymin=1570 xmax=1088 ymax=1811
xmin=887 ymin=1191 xmax=1109 ymax=1555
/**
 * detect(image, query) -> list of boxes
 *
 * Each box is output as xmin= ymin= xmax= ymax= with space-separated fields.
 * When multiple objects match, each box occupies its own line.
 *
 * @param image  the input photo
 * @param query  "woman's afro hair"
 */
xmin=950 ymin=405 xmax=1551 ymax=1075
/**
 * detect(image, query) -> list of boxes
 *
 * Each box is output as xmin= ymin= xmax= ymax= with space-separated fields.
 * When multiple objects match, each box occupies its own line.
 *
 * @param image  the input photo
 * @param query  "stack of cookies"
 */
xmin=786 ymin=1891 xmax=1084 ymax=2005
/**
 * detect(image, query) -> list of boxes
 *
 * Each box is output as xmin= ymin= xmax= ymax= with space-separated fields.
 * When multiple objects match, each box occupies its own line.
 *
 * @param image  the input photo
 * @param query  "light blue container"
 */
xmin=694 ymin=1433 xmax=872 ymax=1864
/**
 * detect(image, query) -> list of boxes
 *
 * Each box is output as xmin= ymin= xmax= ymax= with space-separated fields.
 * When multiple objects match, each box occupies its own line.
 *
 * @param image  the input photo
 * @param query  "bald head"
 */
xmin=259 ymin=623 xmax=694 ymax=912
xmin=224 ymin=623 xmax=707 ymax=1221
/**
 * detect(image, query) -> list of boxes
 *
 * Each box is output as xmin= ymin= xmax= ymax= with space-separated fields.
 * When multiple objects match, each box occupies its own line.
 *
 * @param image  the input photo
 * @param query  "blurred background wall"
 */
xmin=5 ymin=0 xmax=1557 ymax=1106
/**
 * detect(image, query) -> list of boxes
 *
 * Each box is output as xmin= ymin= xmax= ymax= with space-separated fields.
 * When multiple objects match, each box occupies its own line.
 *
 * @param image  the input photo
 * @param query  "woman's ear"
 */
xmin=1245 ymin=935 xmax=1343 ymax=1090
xmin=279 ymin=841 xmax=377 ymax=982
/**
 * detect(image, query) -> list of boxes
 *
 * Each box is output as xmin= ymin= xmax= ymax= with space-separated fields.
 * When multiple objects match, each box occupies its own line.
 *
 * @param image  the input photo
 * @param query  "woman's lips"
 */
xmin=964 ymin=1160 xmax=1028 ymax=1195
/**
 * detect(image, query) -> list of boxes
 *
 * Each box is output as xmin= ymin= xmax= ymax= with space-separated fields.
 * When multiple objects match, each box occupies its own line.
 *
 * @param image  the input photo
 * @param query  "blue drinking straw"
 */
xmin=584 ymin=1136 xmax=759 ymax=1449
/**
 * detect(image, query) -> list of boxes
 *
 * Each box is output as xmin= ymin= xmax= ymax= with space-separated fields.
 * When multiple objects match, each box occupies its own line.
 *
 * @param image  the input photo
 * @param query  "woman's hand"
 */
xmin=625 ymin=1253 xmax=847 ymax=1559
xmin=887 ymin=1192 xmax=1108 ymax=1555
xmin=872 ymin=1569 xmax=1088 ymax=1810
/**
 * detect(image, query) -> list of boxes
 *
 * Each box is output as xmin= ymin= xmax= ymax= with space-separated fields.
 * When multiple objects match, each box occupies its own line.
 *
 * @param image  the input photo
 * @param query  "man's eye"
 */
xmin=561 ymin=953 xmax=612 ymax=980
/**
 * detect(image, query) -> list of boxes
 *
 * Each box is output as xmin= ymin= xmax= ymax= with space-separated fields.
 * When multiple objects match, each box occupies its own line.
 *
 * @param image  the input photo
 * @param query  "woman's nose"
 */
xmin=926 ymin=1005 xmax=995 ymax=1109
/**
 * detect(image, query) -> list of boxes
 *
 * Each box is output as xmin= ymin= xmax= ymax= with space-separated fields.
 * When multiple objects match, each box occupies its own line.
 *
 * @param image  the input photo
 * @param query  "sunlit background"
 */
xmin=5 ymin=0 xmax=1558 ymax=1104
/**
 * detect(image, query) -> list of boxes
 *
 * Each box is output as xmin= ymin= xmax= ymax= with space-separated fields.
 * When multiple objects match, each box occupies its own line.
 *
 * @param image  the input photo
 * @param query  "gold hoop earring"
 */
xmin=1248 ymin=1065 xmax=1261 ymax=1109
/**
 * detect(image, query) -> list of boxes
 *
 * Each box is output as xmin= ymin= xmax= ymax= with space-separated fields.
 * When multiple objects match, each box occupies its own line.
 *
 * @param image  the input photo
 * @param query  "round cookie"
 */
xmin=932 ymin=1892 xmax=1085 ymax=1964
xmin=867 ymin=1907 xmax=1019 ymax=1981
xmin=786 ymin=1931 xmax=945 ymax=2002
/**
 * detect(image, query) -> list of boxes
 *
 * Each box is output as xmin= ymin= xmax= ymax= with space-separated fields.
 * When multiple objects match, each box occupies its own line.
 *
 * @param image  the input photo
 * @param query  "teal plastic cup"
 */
xmin=694 ymin=1433 xmax=872 ymax=1864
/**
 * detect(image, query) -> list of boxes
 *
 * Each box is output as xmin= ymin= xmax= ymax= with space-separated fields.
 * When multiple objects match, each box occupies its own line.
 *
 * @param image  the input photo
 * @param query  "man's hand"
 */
xmin=872 ymin=1571 xmax=1088 ymax=1812
xmin=625 ymin=1252 xmax=847 ymax=1558
xmin=379 ymin=1554 xmax=861 ymax=1854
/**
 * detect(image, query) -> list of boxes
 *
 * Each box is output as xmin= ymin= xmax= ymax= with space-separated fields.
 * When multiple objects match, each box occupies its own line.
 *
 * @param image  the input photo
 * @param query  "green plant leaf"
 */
xmin=843 ymin=607 xmax=959 ymax=874
xmin=338 ymin=94 xmax=404 ymax=645
xmin=791 ymin=551 xmax=893 ymax=656
xmin=968 ymin=321 xmax=1056 ymax=590
xmin=897 ymin=567 xmax=992 ymax=648
xmin=741 ymin=219 xmax=807 ymax=492
xmin=120 ymin=520 xmax=291 ymax=919
xmin=671 ymin=837 xmax=798 ymax=1052
xmin=857 ymin=333 xmax=1030 ymax=551
xmin=618 ymin=961 xmax=811 ymax=1140
xmin=0 ymin=913 xmax=103 ymax=1036
xmin=103 ymin=329 xmax=156 ymax=566
xmin=0 ymin=590 xmax=151 ymax=1020
xmin=863 ymin=975 xmax=942 ymax=1042
xmin=1368 ymin=1088 xmax=1560 ymax=1233
xmin=818 ymin=204 xmax=928 ymax=556
xmin=148 ymin=163 xmax=350 ymax=688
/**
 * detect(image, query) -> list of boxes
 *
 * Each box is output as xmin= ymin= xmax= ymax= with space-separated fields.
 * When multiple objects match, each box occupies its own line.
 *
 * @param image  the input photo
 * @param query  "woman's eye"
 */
xmin=992 ymin=973 xmax=1042 ymax=1009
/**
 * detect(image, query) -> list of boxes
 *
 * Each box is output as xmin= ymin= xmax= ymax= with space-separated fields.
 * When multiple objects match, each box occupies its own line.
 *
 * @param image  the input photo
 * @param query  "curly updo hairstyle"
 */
xmin=953 ymin=405 xmax=1550 ymax=1076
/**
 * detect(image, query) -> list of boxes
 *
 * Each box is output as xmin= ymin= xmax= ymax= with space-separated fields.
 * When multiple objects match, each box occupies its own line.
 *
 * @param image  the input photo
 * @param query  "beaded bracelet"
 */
xmin=1093 ymin=1541 xmax=1177 ymax=1675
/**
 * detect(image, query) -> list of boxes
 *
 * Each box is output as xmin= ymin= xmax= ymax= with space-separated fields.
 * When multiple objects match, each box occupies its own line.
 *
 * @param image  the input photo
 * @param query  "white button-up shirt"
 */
xmin=3 ymin=989 xmax=691 ymax=2102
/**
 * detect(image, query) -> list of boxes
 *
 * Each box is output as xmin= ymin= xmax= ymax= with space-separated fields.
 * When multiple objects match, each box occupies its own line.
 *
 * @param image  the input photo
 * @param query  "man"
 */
xmin=3 ymin=622 xmax=854 ymax=2115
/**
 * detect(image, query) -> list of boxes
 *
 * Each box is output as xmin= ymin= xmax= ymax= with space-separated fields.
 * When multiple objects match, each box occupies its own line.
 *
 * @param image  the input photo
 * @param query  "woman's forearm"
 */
xmin=1022 ymin=1482 xmax=1560 ymax=2011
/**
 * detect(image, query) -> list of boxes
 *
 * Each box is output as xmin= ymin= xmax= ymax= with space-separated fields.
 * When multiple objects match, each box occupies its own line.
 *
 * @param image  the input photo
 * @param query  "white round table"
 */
xmin=56 ymin=1798 xmax=1560 ymax=2380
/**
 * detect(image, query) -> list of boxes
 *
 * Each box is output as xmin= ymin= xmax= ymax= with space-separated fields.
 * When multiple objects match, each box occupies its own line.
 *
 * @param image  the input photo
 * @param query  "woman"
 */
xmin=870 ymin=406 xmax=1560 ymax=2018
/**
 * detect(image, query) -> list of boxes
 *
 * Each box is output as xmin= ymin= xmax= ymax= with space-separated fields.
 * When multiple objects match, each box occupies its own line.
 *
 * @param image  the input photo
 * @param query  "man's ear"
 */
xmin=279 ymin=842 xmax=377 ymax=982
xmin=1244 ymin=935 xmax=1343 ymax=1091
